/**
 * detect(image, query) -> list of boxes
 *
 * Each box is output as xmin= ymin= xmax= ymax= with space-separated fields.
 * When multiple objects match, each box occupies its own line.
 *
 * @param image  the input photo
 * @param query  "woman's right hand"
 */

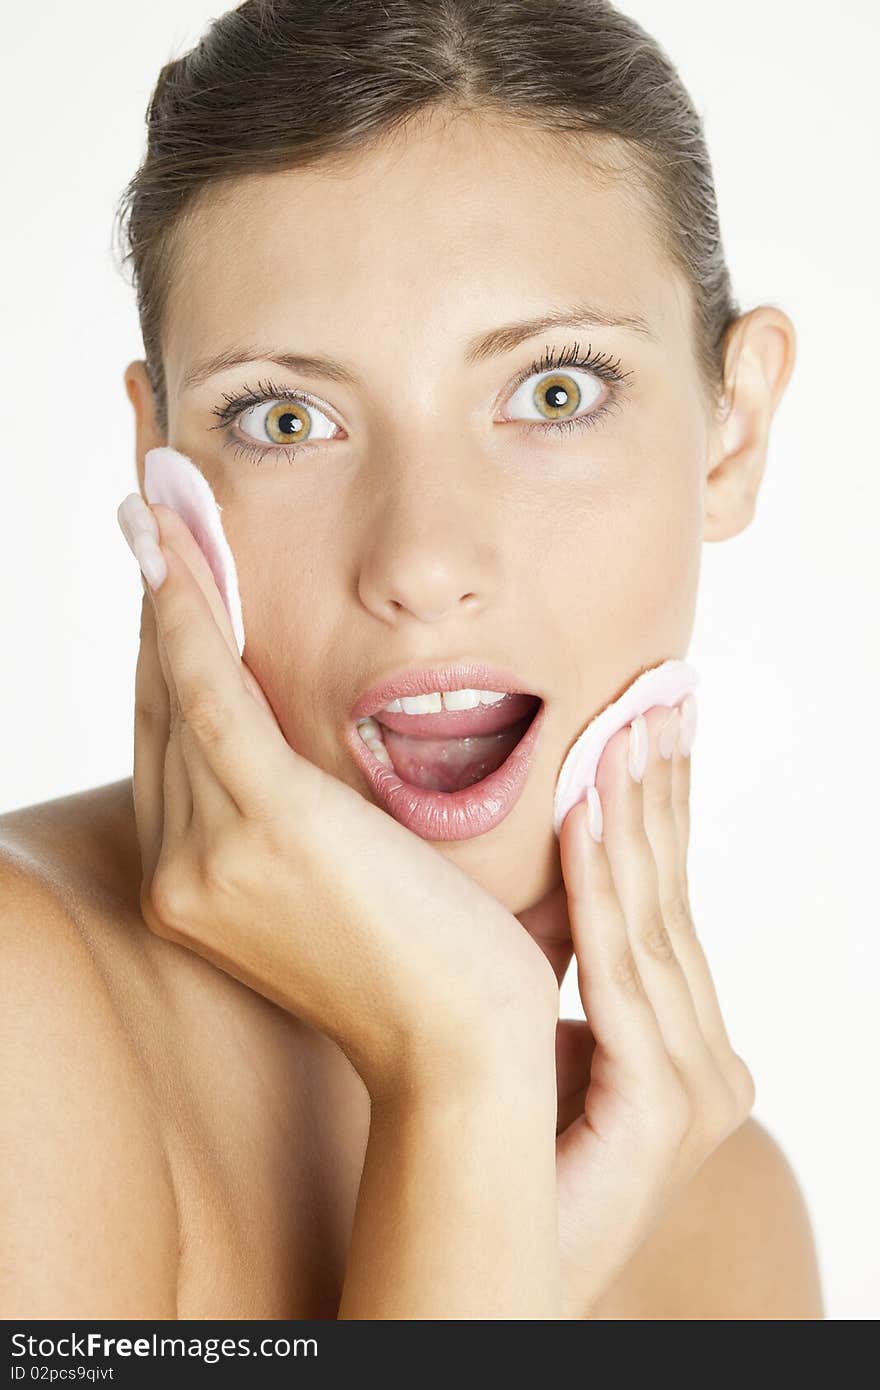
xmin=119 ymin=493 xmax=558 ymax=1101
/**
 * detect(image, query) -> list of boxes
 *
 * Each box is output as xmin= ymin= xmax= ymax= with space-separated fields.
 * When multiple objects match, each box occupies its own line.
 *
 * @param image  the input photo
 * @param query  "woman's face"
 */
xmin=142 ymin=111 xmax=710 ymax=914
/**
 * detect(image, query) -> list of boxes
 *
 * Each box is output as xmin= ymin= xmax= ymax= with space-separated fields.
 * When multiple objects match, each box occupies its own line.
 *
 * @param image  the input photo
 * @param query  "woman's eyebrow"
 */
xmin=463 ymin=301 xmax=658 ymax=364
xmin=180 ymin=300 xmax=657 ymax=392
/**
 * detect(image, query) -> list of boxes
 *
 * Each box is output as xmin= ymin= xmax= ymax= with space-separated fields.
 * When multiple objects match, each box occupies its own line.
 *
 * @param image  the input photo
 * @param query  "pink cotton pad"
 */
xmin=552 ymin=658 xmax=700 ymax=837
xmin=143 ymin=446 xmax=246 ymax=659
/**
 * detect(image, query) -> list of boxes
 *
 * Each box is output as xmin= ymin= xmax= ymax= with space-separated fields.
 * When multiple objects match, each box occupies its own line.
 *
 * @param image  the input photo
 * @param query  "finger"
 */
xmin=141 ymin=572 xmax=235 ymax=864
xmin=150 ymin=502 xmax=241 ymax=660
xmin=144 ymin=516 xmax=291 ymax=818
xmin=124 ymin=496 xmax=235 ymax=858
xmin=672 ymin=695 xmax=693 ymax=889
xmin=651 ymin=699 xmax=734 ymax=1057
xmin=133 ymin=588 xmax=170 ymax=884
xmin=152 ymin=503 xmax=278 ymax=722
xmin=162 ymin=712 xmax=194 ymax=846
xmin=596 ymin=713 xmax=719 ymax=1086
xmin=139 ymin=556 xmax=236 ymax=830
xmin=138 ymin=580 xmax=194 ymax=848
xmin=559 ymin=791 xmax=674 ymax=1093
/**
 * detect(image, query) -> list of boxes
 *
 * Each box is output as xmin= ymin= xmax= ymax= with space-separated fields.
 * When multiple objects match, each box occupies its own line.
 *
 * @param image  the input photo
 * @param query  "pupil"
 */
xmin=546 ymin=385 xmax=568 ymax=407
xmin=278 ymin=412 xmax=301 ymax=436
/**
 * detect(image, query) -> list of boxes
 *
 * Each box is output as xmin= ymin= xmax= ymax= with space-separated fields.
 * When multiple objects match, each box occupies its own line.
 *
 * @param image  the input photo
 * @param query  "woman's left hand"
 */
xmin=521 ymin=700 xmax=756 ymax=1319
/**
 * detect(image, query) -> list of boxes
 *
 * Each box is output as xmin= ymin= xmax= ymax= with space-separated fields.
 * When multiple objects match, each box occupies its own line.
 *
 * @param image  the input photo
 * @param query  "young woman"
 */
xmin=1 ymin=0 xmax=823 ymax=1319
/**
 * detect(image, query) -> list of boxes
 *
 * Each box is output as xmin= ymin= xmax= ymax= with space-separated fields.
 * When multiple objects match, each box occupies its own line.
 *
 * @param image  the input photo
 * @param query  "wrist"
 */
xmin=368 ymin=1004 xmax=558 ymax=1114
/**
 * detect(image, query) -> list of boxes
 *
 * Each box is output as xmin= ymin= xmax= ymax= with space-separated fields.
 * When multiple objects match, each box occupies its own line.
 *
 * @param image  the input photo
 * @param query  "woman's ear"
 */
xmin=123 ymin=360 xmax=166 ymax=496
xmin=703 ymin=306 xmax=797 ymax=541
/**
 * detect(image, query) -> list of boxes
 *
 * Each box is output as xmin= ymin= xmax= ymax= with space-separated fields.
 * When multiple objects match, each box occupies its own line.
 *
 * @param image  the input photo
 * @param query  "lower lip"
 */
xmin=345 ymin=701 xmax=546 ymax=841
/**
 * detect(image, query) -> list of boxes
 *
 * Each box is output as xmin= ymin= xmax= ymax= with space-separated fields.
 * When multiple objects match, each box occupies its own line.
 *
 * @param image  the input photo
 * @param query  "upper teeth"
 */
xmin=378 ymin=688 xmax=508 ymax=716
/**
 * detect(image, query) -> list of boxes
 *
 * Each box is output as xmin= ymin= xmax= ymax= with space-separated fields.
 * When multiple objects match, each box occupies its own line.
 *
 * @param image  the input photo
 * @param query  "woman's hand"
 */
xmin=547 ymin=701 xmax=755 ymax=1318
xmin=118 ymin=494 xmax=559 ymax=1101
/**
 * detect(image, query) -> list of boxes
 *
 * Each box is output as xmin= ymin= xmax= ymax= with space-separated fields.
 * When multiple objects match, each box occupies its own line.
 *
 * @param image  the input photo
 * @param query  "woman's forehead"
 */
xmin=186 ymin=120 xmax=657 ymax=266
xmin=164 ymin=119 xmax=683 ymax=383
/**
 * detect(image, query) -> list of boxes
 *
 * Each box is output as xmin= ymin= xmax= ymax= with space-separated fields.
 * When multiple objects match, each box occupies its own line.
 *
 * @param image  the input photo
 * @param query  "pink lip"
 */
xmin=349 ymin=659 xmax=543 ymax=722
xmin=344 ymin=698 xmax=547 ymax=842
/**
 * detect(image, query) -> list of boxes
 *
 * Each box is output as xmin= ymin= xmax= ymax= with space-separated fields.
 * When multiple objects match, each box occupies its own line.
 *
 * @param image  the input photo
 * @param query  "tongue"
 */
xmin=379 ymin=713 xmax=533 ymax=792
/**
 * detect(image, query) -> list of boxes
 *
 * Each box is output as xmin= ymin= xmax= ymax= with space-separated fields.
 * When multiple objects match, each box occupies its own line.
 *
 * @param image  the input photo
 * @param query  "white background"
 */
xmin=1 ymin=2 xmax=878 ymax=1319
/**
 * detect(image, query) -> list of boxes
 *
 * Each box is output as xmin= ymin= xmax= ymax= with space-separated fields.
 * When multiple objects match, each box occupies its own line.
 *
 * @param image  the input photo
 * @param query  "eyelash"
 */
xmin=207 ymin=340 xmax=633 ymax=467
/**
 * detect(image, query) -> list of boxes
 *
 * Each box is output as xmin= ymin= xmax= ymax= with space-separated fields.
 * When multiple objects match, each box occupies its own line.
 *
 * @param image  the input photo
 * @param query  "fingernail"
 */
xmin=679 ymin=693 xmax=698 ymax=756
xmin=585 ymin=785 xmax=603 ymax=843
xmin=117 ymin=494 xmax=167 ymax=591
xmin=628 ymin=714 xmax=648 ymax=782
xmin=659 ymin=708 xmax=680 ymax=760
xmin=133 ymin=532 xmax=168 ymax=591
xmin=117 ymin=492 xmax=158 ymax=544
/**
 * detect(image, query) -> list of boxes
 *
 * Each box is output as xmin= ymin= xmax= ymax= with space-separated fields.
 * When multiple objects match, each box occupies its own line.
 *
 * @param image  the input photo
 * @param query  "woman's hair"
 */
xmin=114 ymin=0 xmax=740 ymax=438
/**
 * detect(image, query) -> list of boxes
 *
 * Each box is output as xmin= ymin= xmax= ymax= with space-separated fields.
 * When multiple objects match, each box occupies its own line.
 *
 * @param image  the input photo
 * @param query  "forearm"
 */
xmin=337 ymin=1029 xmax=563 ymax=1320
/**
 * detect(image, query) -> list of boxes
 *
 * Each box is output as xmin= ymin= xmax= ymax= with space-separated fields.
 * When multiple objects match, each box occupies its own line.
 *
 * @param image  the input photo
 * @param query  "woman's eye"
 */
xmin=504 ymin=367 xmax=604 ymax=426
xmin=238 ymin=396 xmax=339 ymax=448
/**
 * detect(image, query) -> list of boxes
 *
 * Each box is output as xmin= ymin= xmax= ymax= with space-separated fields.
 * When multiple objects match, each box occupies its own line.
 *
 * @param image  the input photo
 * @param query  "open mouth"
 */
xmin=347 ymin=684 xmax=547 ymax=841
xmin=355 ymin=692 xmax=542 ymax=792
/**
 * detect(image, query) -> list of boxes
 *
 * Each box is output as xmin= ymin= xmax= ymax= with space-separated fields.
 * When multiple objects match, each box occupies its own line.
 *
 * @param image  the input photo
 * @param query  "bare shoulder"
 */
xmin=591 ymin=1116 xmax=825 ymax=1320
xmin=0 ymin=778 xmax=142 ymax=906
xmin=0 ymin=833 xmax=179 ymax=1317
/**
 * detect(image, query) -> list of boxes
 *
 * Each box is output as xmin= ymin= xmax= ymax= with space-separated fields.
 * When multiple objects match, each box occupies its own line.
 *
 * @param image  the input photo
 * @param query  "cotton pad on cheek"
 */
xmin=552 ymin=658 xmax=700 ymax=837
xmin=143 ymin=446 xmax=246 ymax=659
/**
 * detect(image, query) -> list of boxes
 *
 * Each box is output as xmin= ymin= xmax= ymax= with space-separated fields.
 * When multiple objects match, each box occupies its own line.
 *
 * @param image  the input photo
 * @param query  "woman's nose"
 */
xmin=356 ymin=487 xmax=502 ymax=626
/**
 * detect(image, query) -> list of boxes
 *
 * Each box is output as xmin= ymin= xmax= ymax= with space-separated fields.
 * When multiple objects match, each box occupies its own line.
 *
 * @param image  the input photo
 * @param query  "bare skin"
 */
xmin=1 ymin=782 xmax=366 ymax=1318
xmin=0 ymin=781 xmax=823 ymax=1318
xmin=1 ymin=107 xmax=824 ymax=1317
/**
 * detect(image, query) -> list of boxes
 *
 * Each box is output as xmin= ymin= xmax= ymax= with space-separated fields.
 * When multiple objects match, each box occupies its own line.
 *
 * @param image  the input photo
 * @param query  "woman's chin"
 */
xmin=437 ymin=825 xmax=562 ymax=916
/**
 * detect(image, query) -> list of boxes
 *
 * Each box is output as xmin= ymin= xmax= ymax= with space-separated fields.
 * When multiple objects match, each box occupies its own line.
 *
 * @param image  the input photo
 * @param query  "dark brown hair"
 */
xmin=114 ymin=0 xmax=741 ymax=437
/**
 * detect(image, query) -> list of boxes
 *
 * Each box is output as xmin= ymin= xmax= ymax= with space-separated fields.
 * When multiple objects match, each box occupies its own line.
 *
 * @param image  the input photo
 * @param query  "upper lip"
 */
xmin=349 ymin=660 xmax=545 ymax=722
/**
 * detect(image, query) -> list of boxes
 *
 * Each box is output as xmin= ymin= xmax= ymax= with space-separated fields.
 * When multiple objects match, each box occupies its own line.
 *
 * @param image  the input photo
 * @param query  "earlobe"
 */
xmin=123 ymin=360 xmax=166 ymax=494
xmin=702 ymin=306 xmax=797 ymax=543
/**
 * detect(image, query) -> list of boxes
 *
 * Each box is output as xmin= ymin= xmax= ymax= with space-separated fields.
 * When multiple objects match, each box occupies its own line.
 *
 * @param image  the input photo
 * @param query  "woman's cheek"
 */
xmin=626 ymin=473 xmax=702 ymax=643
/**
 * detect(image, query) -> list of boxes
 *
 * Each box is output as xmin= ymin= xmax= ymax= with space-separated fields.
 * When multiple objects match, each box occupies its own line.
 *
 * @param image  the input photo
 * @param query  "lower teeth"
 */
xmin=356 ymin=716 xmax=393 ymax=768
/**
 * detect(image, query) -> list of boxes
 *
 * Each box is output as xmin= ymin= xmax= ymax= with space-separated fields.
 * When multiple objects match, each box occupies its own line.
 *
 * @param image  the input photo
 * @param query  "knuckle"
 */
xmin=662 ymin=892 xmax=696 ymax=939
xmin=704 ymin=1087 xmax=739 ymax=1143
xmin=727 ymin=1051 xmax=757 ymax=1117
xmin=182 ymin=693 xmax=231 ymax=747
xmin=145 ymin=862 xmax=195 ymax=939
xmin=689 ymin=1073 xmax=743 ymax=1152
xmin=251 ymin=799 xmax=318 ymax=889
xmin=692 ymin=1089 xmax=739 ymax=1156
xmin=611 ymin=946 xmax=644 ymax=995
xmin=139 ymin=883 xmax=173 ymax=941
xmin=134 ymin=699 xmax=166 ymax=726
xmin=639 ymin=909 xmax=675 ymax=962
xmin=157 ymin=596 xmax=188 ymax=646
